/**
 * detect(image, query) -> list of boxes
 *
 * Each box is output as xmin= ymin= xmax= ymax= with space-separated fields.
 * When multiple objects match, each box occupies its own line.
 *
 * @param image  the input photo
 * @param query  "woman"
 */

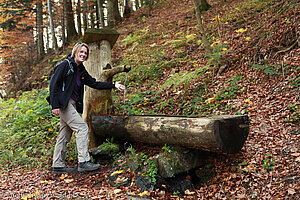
xmin=47 ymin=42 xmax=125 ymax=174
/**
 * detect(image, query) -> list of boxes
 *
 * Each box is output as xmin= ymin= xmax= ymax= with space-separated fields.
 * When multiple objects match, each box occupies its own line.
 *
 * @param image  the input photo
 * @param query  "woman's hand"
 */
xmin=52 ymin=108 xmax=60 ymax=116
xmin=115 ymin=81 xmax=126 ymax=91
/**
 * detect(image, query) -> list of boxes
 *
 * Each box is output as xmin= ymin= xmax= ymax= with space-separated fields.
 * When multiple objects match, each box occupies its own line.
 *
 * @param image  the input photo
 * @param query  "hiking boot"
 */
xmin=52 ymin=167 xmax=73 ymax=174
xmin=78 ymin=161 xmax=100 ymax=172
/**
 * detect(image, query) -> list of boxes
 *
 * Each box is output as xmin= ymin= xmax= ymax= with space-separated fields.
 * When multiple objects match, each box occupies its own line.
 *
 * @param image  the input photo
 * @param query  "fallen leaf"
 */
xmin=111 ymin=170 xmax=124 ymax=176
xmin=40 ymin=180 xmax=49 ymax=184
xmin=114 ymin=189 xmax=122 ymax=194
xmin=185 ymin=189 xmax=195 ymax=195
xmin=291 ymin=153 xmax=300 ymax=156
xmin=236 ymin=28 xmax=247 ymax=33
xmin=206 ymin=97 xmax=216 ymax=104
xmin=247 ymin=165 xmax=254 ymax=170
xmin=115 ymin=177 xmax=128 ymax=184
xmin=60 ymin=174 xmax=68 ymax=179
xmin=64 ymin=178 xmax=74 ymax=183
xmin=287 ymin=188 xmax=296 ymax=195
xmin=138 ymin=190 xmax=149 ymax=196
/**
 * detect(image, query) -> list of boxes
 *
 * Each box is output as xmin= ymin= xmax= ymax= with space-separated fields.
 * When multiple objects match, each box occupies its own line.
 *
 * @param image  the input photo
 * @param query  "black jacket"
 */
xmin=46 ymin=55 xmax=115 ymax=113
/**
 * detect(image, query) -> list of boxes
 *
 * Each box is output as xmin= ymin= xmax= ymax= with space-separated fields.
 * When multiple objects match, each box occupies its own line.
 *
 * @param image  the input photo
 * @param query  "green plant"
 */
xmin=164 ymin=30 xmax=197 ymax=48
xmin=144 ymin=158 xmax=158 ymax=183
xmin=262 ymin=154 xmax=276 ymax=171
xmin=97 ymin=138 xmax=120 ymax=153
xmin=205 ymin=42 xmax=232 ymax=67
xmin=284 ymin=104 xmax=300 ymax=123
xmin=121 ymin=26 xmax=150 ymax=48
xmin=0 ymin=89 xmax=60 ymax=169
xmin=236 ymin=161 xmax=247 ymax=174
xmin=125 ymin=146 xmax=158 ymax=183
xmin=251 ymin=60 xmax=283 ymax=76
xmin=162 ymin=144 xmax=172 ymax=153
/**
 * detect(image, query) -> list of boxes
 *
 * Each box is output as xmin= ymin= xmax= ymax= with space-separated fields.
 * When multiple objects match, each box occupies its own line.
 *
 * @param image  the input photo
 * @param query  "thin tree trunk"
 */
xmin=192 ymin=0 xmax=212 ymax=54
xmin=95 ymin=0 xmax=100 ymax=28
xmin=61 ymin=0 xmax=66 ymax=46
xmin=107 ymin=0 xmax=114 ymax=27
xmin=47 ymin=0 xmax=59 ymax=51
xmin=199 ymin=0 xmax=211 ymax=12
xmin=113 ymin=0 xmax=122 ymax=22
xmin=123 ymin=0 xmax=131 ymax=18
xmin=89 ymin=1 xmax=95 ymax=28
xmin=135 ymin=0 xmax=139 ymax=10
xmin=36 ymin=1 xmax=45 ymax=59
xmin=83 ymin=0 xmax=88 ymax=31
xmin=96 ymin=0 xmax=104 ymax=28
xmin=77 ymin=0 xmax=82 ymax=36
xmin=65 ymin=0 xmax=78 ymax=42
xmin=45 ymin=27 xmax=50 ymax=51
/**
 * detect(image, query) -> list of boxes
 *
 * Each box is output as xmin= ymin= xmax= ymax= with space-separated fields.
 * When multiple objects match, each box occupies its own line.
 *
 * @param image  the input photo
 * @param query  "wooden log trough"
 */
xmin=91 ymin=115 xmax=249 ymax=154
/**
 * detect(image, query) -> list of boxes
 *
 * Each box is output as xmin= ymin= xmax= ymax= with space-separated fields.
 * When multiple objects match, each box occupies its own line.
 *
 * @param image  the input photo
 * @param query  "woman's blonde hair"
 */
xmin=71 ymin=42 xmax=89 ymax=60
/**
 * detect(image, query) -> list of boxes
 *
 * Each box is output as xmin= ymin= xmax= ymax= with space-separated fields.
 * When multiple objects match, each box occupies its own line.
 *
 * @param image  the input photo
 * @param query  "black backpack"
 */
xmin=49 ymin=59 xmax=74 ymax=92
xmin=47 ymin=59 xmax=74 ymax=117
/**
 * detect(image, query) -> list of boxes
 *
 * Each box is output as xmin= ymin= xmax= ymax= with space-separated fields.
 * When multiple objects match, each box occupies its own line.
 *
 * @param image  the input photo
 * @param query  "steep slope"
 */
xmin=1 ymin=0 xmax=298 ymax=199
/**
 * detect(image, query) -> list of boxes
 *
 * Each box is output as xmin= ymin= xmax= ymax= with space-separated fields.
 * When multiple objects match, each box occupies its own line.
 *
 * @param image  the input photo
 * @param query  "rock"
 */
xmin=153 ymin=147 xmax=208 ymax=178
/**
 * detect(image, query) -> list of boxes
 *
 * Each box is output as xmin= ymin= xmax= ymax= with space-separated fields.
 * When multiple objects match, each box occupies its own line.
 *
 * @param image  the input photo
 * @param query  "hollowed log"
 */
xmin=91 ymin=115 xmax=249 ymax=153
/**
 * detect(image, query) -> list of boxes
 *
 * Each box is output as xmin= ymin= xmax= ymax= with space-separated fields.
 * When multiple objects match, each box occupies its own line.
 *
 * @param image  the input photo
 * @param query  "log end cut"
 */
xmin=213 ymin=115 xmax=249 ymax=153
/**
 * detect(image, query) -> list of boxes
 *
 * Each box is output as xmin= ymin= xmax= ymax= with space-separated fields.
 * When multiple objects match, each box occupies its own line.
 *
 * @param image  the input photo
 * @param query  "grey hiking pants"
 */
xmin=52 ymin=99 xmax=90 ymax=168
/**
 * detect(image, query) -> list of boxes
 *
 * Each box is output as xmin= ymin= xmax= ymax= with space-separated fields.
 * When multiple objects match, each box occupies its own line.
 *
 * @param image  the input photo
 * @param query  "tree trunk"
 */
xmin=123 ymin=0 xmax=131 ymax=18
xmin=95 ymin=0 xmax=100 ymax=28
xmin=65 ymin=0 xmax=77 ymax=42
xmin=145 ymin=0 xmax=153 ymax=16
xmin=198 ymin=0 xmax=211 ymax=12
xmin=192 ymin=0 xmax=212 ymax=54
xmin=36 ymin=1 xmax=45 ymax=59
xmin=91 ymin=115 xmax=249 ymax=153
xmin=83 ymin=0 xmax=88 ymax=31
xmin=107 ymin=0 xmax=122 ymax=27
xmin=47 ymin=0 xmax=59 ymax=51
xmin=113 ymin=0 xmax=122 ymax=22
xmin=135 ymin=0 xmax=139 ymax=10
xmin=76 ymin=0 xmax=82 ymax=36
xmin=90 ymin=1 xmax=95 ymax=28
xmin=82 ymin=28 xmax=131 ymax=147
xmin=61 ymin=0 xmax=66 ymax=45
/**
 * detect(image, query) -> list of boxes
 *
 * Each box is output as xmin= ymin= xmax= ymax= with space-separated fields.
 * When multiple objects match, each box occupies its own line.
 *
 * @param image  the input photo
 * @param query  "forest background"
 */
xmin=0 ymin=0 xmax=299 ymax=199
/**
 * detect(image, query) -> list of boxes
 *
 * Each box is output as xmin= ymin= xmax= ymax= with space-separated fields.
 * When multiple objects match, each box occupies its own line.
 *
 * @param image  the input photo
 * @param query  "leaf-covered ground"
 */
xmin=0 ymin=0 xmax=299 ymax=199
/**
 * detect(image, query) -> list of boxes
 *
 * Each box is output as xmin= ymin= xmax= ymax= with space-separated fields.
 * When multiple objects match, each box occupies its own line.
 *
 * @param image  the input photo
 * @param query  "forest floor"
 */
xmin=0 ymin=0 xmax=299 ymax=199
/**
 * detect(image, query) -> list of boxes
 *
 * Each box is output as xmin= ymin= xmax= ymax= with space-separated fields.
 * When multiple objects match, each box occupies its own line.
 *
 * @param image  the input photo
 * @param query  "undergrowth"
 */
xmin=0 ymin=89 xmax=60 ymax=169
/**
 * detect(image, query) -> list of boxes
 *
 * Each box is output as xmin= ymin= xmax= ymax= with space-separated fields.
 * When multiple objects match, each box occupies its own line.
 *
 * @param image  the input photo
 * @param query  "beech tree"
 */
xmin=192 ymin=0 xmax=212 ymax=54
xmin=61 ymin=0 xmax=66 ymax=45
xmin=96 ymin=0 xmax=104 ymax=28
xmin=64 ymin=0 xmax=77 ymax=42
xmin=47 ymin=0 xmax=59 ymax=51
xmin=36 ymin=1 xmax=45 ymax=59
xmin=83 ymin=0 xmax=88 ymax=31
xmin=198 ymin=0 xmax=211 ymax=12
xmin=123 ymin=0 xmax=131 ymax=18
xmin=107 ymin=0 xmax=122 ymax=27
xmin=193 ymin=0 xmax=228 ymax=75
xmin=76 ymin=0 xmax=82 ymax=36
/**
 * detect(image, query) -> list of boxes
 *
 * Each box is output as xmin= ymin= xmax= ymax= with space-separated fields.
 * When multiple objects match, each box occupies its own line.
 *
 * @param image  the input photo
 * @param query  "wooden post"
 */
xmin=82 ymin=28 xmax=130 ymax=147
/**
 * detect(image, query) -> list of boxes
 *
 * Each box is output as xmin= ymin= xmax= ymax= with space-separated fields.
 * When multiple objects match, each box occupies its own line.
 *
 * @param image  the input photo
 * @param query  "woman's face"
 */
xmin=75 ymin=46 xmax=88 ymax=65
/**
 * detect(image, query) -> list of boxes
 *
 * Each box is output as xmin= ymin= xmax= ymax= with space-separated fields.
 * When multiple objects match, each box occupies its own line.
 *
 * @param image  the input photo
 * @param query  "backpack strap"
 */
xmin=64 ymin=59 xmax=74 ymax=76
xmin=62 ymin=59 xmax=74 ymax=91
